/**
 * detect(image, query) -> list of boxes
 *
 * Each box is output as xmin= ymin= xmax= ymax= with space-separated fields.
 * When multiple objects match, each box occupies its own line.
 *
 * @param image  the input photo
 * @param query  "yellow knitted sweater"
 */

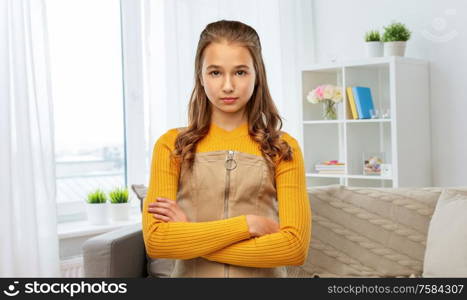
xmin=142 ymin=122 xmax=311 ymax=268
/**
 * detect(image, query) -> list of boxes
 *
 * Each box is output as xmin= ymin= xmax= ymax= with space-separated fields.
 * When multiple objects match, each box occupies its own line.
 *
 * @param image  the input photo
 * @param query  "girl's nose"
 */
xmin=222 ymin=76 xmax=234 ymax=93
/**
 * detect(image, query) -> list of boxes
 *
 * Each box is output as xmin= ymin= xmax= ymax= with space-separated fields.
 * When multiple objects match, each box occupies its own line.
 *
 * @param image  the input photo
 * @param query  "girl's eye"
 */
xmin=209 ymin=71 xmax=247 ymax=76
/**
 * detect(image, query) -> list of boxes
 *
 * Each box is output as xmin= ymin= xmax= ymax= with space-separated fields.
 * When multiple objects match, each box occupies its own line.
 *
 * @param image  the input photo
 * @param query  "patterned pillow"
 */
xmin=296 ymin=185 xmax=442 ymax=278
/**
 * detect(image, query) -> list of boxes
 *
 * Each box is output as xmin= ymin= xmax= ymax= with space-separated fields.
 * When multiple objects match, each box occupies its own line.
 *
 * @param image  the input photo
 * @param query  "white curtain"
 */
xmin=0 ymin=0 xmax=60 ymax=277
xmin=143 ymin=0 xmax=314 ymax=148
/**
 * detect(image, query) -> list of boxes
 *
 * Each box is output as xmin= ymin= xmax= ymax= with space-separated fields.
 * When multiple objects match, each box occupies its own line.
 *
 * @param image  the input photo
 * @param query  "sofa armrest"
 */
xmin=82 ymin=225 xmax=147 ymax=278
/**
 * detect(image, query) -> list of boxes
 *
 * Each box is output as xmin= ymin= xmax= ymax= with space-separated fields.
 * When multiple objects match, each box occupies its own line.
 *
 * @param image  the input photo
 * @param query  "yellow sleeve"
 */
xmin=202 ymin=133 xmax=312 ymax=267
xmin=142 ymin=129 xmax=251 ymax=260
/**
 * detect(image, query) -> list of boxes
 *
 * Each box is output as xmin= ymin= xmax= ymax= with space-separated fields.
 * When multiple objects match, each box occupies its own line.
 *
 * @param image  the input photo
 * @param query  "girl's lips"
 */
xmin=221 ymin=97 xmax=238 ymax=104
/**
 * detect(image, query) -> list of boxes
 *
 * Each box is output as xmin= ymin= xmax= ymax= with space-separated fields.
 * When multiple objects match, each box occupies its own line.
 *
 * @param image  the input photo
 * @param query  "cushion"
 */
xmin=146 ymin=256 xmax=175 ymax=278
xmin=131 ymin=184 xmax=147 ymax=212
xmin=131 ymin=184 xmax=175 ymax=278
xmin=423 ymin=189 xmax=467 ymax=277
xmin=294 ymin=185 xmax=441 ymax=278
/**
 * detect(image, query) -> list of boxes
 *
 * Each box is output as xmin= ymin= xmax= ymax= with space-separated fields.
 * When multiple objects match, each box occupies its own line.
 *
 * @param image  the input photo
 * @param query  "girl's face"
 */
xmin=200 ymin=41 xmax=256 ymax=120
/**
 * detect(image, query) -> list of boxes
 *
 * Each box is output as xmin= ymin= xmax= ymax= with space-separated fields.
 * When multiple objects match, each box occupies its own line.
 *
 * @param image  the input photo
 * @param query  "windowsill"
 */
xmin=58 ymin=212 xmax=142 ymax=239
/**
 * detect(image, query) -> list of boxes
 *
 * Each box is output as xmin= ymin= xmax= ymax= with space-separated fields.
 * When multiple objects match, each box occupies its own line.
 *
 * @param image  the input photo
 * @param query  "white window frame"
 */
xmin=56 ymin=0 xmax=148 ymax=222
xmin=120 ymin=0 xmax=148 ymax=193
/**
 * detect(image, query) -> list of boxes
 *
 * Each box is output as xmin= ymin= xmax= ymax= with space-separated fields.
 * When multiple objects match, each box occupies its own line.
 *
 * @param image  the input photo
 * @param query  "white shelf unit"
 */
xmin=299 ymin=57 xmax=432 ymax=188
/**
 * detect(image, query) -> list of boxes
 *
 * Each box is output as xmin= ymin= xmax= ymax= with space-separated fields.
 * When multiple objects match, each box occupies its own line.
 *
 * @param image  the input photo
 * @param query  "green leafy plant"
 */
xmin=382 ymin=22 xmax=411 ymax=42
xmin=87 ymin=189 xmax=107 ymax=204
xmin=365 ymin=30 xmax=381 ymax=42
xmin=109 ymin=187 xmax=129 ymax=204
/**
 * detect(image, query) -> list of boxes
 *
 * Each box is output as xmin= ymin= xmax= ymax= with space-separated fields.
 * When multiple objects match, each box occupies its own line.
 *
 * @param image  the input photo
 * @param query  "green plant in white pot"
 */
xmin=382 ymin=21 xmax=411 ymax=56
xmin=364 ymin=30 xmax=382 ymax=57
xmin=109 ymin=187 xmax=130 ymax=221
xmin=86 ymin=189 xmax=109 ymax=225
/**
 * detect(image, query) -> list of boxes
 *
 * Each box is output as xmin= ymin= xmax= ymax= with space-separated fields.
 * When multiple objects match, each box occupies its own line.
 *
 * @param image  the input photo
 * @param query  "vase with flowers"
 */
xmin=306 ymin=85 xmax=343 ymax=120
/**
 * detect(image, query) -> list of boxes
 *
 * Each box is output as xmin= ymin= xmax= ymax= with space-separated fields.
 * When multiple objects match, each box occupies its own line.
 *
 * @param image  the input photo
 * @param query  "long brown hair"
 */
xmin=173 ymin=20 xmax=292 ymax=173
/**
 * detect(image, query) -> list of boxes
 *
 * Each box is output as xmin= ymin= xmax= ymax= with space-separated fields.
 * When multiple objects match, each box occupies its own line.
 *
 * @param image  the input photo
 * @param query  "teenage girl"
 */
xmin=142 ymin=20 xmax=311 ymax=278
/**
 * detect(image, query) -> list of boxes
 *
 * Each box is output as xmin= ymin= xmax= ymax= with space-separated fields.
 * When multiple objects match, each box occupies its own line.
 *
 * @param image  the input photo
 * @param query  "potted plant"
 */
xmin=364 ymin=30 xmax=382 ymax=57
xmin=306 ymin=84 xmax=343 ymax=120
xmin=109 ymin=187 xmax=130 ymax=221
xmin=382 ymin=21 xmax=411 ymax=56
xmin=86 ymin=189 xmax=109 ymax=225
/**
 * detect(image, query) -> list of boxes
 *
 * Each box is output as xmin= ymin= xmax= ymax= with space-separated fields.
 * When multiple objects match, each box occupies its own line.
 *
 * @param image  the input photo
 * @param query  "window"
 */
xmin=46 ymin=0 xmax=126 ymax=222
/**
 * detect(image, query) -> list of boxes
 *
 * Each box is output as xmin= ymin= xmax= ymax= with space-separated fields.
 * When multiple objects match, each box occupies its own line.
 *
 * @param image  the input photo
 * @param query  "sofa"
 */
xmin=82 ymin=184 xmax=467 ymax=278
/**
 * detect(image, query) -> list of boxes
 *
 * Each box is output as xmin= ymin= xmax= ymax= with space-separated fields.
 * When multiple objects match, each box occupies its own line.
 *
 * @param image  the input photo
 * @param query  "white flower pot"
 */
xmin=365 ymin=41 xmax=383 ymax=57
xmin=86 ymin=203 xmax=109 ymax=225
xmin=110 ymin=203 xmax=130 ymax=221
xmin=383 ymin=41 xmax=407 ymax=57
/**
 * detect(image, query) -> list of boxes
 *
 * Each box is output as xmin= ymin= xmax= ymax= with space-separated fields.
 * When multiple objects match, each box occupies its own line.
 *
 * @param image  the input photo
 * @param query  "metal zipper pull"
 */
xmin=225 ymin=150 xmax=237 ymax=170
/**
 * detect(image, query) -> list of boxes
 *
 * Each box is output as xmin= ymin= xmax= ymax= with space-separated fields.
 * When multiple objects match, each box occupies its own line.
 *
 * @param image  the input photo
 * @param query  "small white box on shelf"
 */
xmin=381 ymin=163 xmax=392 ymax=177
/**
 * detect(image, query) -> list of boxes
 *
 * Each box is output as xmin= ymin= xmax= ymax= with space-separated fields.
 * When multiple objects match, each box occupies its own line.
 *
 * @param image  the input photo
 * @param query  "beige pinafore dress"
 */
xmin=170 ymin=146 xmax=287 ymax=278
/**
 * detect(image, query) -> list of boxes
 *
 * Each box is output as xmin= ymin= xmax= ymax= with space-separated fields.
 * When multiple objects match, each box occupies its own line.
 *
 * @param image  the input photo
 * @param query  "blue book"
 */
xmin=352 ymin=86 xmax=374 ymax=119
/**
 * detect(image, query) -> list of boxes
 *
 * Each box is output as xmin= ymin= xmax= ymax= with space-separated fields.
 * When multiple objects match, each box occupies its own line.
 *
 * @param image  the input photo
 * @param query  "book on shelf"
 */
xmin=315 ymin=160 xmax=346 ymax=172
xmin=352 ymin=86 xmax=375 ymax=119
xmin=346 ymin=87 xmax=359 ymax=119
xmin=317 ymin=170 xmax=346 ymax=174
xmin=318 ymin=160 xmax=345 ymax=165
xmin=315 ymin=163 xmax=345 ymax=167
xmin=315 ymin=165 xmax=345 ymax=169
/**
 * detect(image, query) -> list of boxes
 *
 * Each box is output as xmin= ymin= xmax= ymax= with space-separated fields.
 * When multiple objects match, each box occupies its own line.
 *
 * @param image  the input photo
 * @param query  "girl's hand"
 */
xmin=148 ymin=197 xmax=190 ymax=222
xmin=245 ymin=215 xmax=280 ymax=237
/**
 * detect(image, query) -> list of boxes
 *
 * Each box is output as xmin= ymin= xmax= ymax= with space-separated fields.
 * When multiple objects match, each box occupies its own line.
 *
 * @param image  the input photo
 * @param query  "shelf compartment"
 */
xmin=303 ymin=123 xmax=344 ymax=174
xmin=346 ymin=121 xmax=392 ymax=177
xmin=344 ymin=64 xmax=390 ymax=121
xmin=302 ymin=68 xmax=343 ymax=121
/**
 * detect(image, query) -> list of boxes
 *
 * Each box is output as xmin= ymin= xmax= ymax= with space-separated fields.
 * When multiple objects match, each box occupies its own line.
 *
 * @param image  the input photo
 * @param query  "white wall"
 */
xmin=312 ymin=0 xmax=467 ymax=186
